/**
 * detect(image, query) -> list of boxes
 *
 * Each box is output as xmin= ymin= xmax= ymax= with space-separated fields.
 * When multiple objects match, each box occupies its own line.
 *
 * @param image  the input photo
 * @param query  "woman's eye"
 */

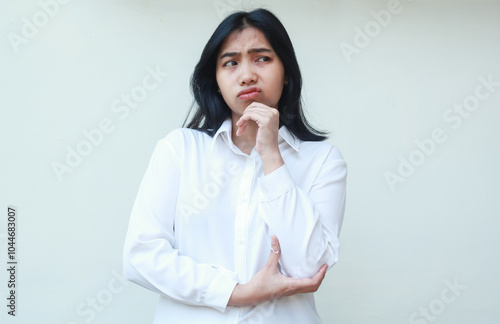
xmin=257 ymin=56 xmax=270 ymax=62
xmin=223 ymin=61 xmax=237 ymax=67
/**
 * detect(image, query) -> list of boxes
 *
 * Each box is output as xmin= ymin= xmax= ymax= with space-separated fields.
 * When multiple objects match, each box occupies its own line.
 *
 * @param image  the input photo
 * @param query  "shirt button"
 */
xmin=241 ymin=196 xmax=248 ymax=202
xmin=238 ymin=238 xmax=245 ymax=245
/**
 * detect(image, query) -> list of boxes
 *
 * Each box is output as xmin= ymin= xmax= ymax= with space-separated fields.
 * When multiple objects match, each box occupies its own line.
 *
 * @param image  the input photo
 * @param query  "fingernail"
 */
xmin=271 ymin=236 xmax=279 ymax=254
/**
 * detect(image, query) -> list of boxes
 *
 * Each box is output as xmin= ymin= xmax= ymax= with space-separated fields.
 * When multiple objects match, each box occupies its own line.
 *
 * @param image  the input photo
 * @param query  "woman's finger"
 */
xmin=264 ymin=235 xmax=281 ymax=270
xmin=236 ymin=122 xmax=247 ymax=136
xmin=271 ymin=235 xmax=280 ymax=254
xmin=291 ymin=264 xmax=327 ymax=294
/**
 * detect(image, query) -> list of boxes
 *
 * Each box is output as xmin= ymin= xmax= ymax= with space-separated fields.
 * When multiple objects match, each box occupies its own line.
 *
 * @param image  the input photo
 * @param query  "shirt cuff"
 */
xmin=258 ymin=164 xmax=294 ymax=202
xmin=204 ymin=273 xmax=238 ymax=313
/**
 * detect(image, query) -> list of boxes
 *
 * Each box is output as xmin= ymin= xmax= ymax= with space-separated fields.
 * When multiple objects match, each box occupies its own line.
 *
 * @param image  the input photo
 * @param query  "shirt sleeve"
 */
xmin=122 ymin=132 xmax=238 ymax=313
xmin=257 ymin=145 xmax=347 ymax=278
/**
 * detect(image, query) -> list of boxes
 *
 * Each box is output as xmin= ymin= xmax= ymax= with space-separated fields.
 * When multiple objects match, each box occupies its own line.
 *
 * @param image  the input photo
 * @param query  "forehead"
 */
xmin=219 ymin=27 xmax=273 ymax=53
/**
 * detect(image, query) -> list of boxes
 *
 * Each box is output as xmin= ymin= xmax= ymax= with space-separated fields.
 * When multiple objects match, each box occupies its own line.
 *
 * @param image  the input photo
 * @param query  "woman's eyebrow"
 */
xmin=219 ymin=47 xmax=273 ymax=60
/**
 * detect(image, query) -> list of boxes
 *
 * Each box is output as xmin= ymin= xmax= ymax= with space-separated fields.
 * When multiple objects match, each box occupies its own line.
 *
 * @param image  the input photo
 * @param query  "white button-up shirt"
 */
xmin=123 ymin=118 xmax=347 ymax=323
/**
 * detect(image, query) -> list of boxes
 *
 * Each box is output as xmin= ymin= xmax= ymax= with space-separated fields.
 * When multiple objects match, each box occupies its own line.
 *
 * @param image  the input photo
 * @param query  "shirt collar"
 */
xmin=210 ymin=117 xmax=301 ymax=152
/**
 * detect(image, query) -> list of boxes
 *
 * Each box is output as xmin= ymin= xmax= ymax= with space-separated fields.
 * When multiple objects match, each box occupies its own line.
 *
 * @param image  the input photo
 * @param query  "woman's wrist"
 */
xmin=228 ymin=283 xmax=255 ymax=306
xmin=260 ymin=150 xmax=284 ymax=175
xmin=229 ymin=282 xmax=268 ymax=306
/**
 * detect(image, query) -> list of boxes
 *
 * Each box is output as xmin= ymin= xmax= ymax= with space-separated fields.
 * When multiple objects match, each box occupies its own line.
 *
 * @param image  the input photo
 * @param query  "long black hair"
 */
xmin=183 ymin=8 xmax=327 ymax=141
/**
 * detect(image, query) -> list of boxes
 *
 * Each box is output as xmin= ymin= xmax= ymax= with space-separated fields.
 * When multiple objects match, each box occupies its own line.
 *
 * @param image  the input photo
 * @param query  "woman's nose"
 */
xmin=239 ymin=62 xmax=257 ymax=85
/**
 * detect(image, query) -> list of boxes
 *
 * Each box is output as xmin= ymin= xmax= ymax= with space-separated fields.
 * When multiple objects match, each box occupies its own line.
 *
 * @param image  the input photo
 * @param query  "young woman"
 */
xmin=123 ymin=8 xmax=347 ymax=323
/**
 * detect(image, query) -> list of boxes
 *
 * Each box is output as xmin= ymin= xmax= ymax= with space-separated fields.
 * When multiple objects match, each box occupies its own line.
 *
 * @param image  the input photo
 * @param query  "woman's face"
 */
xmin=216 ymin=27 xmax=287 ymax=118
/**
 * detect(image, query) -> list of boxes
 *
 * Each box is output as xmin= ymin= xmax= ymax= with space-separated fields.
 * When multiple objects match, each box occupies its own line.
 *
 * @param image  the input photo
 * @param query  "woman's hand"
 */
xmin=235 ymin=102 xmax=284 ymax=174
xmin=228 ymin=235 xmax=328 ymax=306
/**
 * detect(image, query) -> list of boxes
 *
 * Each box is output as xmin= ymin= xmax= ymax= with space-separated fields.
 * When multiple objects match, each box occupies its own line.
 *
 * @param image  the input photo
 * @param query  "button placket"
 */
xmin=233 ymin=158 xmax=255 ymax=281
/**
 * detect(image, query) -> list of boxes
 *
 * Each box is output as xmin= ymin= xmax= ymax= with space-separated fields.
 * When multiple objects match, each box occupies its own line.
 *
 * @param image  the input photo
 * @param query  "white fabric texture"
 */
xmin=123 ymin=118 xmax=347 ymax=323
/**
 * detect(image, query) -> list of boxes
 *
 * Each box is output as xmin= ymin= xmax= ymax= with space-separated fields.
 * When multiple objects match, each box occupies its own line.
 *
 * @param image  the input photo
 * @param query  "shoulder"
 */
xmin=159 ymin=127 xmax=212 ymax=147
xmin=300 ymin=141 xmax=347 ymax=183
xmin=155 ymin=128 xmax=213 ymax=161
xmin=299 ymin=140 xmax=345 ymax=164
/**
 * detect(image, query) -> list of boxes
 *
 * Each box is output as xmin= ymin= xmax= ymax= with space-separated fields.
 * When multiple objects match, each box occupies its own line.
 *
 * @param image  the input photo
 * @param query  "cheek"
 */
xmin=271 ymin=77 xmax=285 ymax=100
xmin=221 ymin=93 xmax=232 ymax=106
xmin=273 ymin=90 xmax=284 ymax=106
xmin=218 ymin=83 xmax=236 ymax=108
xmin=271 ymin=67 xmax=286 ymax=98
xmin=215 ymin=68 xmax=225 ymax=89
xmin=216 ymin=73 xmax=231 ymax=94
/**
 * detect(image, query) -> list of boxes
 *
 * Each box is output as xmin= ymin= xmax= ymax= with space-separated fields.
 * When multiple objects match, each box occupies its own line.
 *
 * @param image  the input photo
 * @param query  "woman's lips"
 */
xmin=238 ymin=87 xmax=261 ymax=100
xmin=239 ymin=91 xmax=260 ymax=100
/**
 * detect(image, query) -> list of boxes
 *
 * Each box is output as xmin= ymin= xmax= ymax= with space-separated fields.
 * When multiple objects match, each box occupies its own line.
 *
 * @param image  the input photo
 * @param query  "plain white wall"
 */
xmin=1 ymin=0 xmax=499 ymax=323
